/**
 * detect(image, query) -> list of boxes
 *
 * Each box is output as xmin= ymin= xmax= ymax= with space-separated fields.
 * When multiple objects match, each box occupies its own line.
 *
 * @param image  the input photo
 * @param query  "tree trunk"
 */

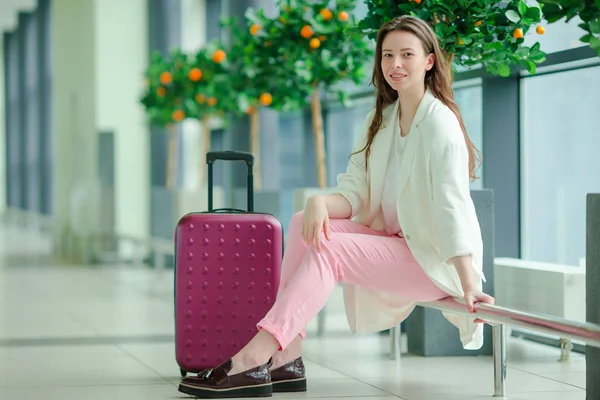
xmin=249 ymin=110 xmax=261 ymax=191
xmin=201 ymin=116 xmax=211 ymax=184
xmin=311 ymin=84 xmax=327 ymax=188
xmin=166 ymin=124 xmax=177 ymax=189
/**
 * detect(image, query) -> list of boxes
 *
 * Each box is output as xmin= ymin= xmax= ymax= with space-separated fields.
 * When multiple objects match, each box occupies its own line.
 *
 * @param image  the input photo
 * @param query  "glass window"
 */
xmin=520 ymin=65 xmax=600 ymax=265
xmin=453 ymin=81 xmax=484 ymax=189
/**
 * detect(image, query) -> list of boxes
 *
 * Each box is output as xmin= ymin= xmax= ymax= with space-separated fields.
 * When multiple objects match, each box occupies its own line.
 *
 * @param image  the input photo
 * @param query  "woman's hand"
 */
xmin=302 ymin=196 xmax=331 ymax=252
xmin=464 ymin=290 xmax=495 ymax=324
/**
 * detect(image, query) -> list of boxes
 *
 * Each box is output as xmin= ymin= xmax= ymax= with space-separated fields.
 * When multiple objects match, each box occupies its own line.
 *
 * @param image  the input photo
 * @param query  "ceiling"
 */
xmin=0 ymin=0 xmax=37 ymax=33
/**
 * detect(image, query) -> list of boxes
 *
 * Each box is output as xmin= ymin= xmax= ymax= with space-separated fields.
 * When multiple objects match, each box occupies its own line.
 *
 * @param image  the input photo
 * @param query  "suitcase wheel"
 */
xmin=180 ymin=368 xmax=187 ymax=378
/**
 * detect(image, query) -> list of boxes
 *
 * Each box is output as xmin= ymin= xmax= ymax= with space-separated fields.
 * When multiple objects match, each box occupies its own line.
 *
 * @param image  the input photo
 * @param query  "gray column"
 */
xmin=22 ymin=12 xmax=41 ymax=213
xmin=16 ymin=13 xmax=30 ymax=210
xmin=587 ymin=194 xmax=600 ymax=398
xmin=482 ymin=76 xmax=520 ymax=258
xmin=4 ymin=31 xmax=22 ymax=209
xmin=38 ymin=0 xmax=53 ymax=215
xmin=406 ymin=189 xmax=495 ymax=356
xmin=148 ymin=0 xmax=181 ymax=239
xmin=3 ymin=32 xmax=12 ymax=208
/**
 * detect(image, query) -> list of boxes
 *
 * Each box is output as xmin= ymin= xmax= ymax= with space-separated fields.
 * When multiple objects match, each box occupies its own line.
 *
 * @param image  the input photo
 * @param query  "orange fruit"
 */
xmin=338 ymin=11 xmax=349 ymax=21
xmin=246 ymin=106 xmax=255 ymax=115
xmin=300 ymin=25 xmax=314 ymax=39
xmin=513 ymin=28 xmax=524 ymax=39
xmin=195 ymin=93 xmax=206 ymax=104
xmin=172 ymin=110 xmax=185 ymax=122
xmin=188 ymin=68 xmax=202 ymax=82
xmin=457 ymin=37 xmax=464 ymax=45
xmin=259 ymin=93 xmax=272 ymax=106
xmin=474 ymin=21 xmax=482 ymax=26
xmin=212 ymin=50 xmax=226 ymax=63
xmin=250 ymin=24 xmax=261 ymax=36
xmin=159 ymin=71 xmax=172 ymax=85
xmin=320 ymin=9 xmax=333 ymax=20
xmin=309 ymin=38 xmax=321 ymax=49
xmin=318 ymin=35 xmax=326 ymax=41
xmin=156 ymin=87 xmax=166 ymax=97
xmin=536 ymin=25 xmax=545 ymax=35
xmin=207 ymin=97 xmax=218 ymax=106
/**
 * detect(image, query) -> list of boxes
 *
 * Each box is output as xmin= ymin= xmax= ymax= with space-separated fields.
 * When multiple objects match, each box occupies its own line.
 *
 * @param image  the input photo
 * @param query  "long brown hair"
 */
xmin=356 ymin=15 xmax=481 ymax=181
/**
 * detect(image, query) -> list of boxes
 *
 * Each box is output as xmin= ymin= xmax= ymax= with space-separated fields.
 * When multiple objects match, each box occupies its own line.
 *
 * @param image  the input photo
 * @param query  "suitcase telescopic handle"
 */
xmin=206 ymin=151 xmax=254 ymax=212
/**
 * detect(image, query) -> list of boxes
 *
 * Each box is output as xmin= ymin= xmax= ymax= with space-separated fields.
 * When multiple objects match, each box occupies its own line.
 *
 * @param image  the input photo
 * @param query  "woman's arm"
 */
xmin=308 ymin=194 xmax=352 ymax=219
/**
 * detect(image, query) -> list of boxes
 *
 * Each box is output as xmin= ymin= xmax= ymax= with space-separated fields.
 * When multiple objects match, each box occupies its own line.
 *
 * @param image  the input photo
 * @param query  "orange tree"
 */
xmin=247 ymin=0 xmax=373 ymax=188
xmin=537 ymin=0 xmax=600 ymax=56
xmin=215 ymin=16 xmax=314 ymax=190
xmin=183 ymin=42 xmax=233 ymax=184
xmin=141 ymin=49 xmax=191 ymax=188
xmin=357 ymin=0 xmax=548 ymax=77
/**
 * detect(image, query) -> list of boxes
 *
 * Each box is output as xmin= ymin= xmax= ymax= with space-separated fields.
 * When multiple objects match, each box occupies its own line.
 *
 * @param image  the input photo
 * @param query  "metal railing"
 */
xmin=409 ymin=297 xmax=600 ymax=398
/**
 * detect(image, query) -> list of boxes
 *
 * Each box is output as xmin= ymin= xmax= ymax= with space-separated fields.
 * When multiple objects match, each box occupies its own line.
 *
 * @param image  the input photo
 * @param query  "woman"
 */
xmin=178 ymin=15 xmax=495 ymax=399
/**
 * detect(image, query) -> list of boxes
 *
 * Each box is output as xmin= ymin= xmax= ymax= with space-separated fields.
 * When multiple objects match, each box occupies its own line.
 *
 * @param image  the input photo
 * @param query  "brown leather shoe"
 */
xmin=271 ymin=357 xmax=307 ymax=392
xmin=178 ymin=359 xmax=273 ymax=398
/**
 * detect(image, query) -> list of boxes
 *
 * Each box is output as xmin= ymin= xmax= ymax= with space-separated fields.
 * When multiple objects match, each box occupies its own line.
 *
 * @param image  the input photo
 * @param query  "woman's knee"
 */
xmin=289 ymin=211 xmax=304 ymax=232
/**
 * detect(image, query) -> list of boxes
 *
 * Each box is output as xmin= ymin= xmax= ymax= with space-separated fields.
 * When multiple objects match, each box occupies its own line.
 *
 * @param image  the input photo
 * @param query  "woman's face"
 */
xmin=380 ymin=30 xmax=434 ymax=93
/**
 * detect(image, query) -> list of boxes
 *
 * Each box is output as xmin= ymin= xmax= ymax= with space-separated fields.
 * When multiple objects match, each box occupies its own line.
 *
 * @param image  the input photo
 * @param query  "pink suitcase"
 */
xmin=174 ymin=151 xmax=283 ymax=377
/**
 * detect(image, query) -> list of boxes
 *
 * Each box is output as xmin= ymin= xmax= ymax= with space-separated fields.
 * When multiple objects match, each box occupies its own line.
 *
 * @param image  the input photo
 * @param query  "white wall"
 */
xmin=95 ymin=0 xmax=149 ymax=245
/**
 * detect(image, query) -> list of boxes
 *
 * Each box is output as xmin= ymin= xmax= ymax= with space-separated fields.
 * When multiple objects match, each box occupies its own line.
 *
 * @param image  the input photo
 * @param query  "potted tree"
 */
xmin=358 ymin=0 xmax=548 ymax=76
xmin=537 ymin=0 xmax=600 ymax=56
xmin=247 ymin=0 xmax=373 ymax=189
xmin=141 ymin=49 xmax=192 ymax=189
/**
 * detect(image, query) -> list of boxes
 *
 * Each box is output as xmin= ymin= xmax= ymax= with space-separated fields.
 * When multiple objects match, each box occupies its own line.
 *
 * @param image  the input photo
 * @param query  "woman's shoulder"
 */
xmin=419 ymin=98 xmax=463 ymax=144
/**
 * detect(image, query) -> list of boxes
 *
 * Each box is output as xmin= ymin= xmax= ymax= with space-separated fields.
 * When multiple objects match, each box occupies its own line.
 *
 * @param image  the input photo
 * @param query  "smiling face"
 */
xmin=380 ymin=30 xmax=435 ymax=94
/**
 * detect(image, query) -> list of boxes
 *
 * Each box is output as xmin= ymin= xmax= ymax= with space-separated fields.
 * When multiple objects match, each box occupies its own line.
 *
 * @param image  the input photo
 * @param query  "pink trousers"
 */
xmin=256 ymin=211 xmax=448 ymax=350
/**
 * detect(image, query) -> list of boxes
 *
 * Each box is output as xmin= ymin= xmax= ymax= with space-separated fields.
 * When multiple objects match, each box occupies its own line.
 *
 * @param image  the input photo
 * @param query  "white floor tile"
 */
xmin=0 ymin=383 xmax=179 ymax=400
xmin=400 ymin=391 xmax=586 ymax=400
xmin=0 ymin=345 xmax=167 ymax=388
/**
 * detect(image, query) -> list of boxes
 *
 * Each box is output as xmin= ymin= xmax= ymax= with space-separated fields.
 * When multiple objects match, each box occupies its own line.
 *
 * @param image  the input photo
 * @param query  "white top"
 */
xmin=381 ymin=126 xmax=409 ymax=236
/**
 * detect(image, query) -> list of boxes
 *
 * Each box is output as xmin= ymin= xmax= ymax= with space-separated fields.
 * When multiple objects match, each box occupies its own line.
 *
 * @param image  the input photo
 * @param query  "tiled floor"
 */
xmin=0 ymin=224 xmax=588 ymax=399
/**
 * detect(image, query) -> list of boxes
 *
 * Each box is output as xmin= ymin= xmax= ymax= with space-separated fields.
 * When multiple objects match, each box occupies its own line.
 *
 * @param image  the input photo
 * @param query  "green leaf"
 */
xmin=338 ymin=90 xmax=352 ymax=107
xmin=580 ymin=33 xmax=593 ymax=43
xmin=525 ymin=7 xmax=541 ymax=21
xmin=521 ymin=59 xmax=537 ymax=74
xmin=505 ymin=10 xmax=521 ymax=23
xmin=496 ymin=63 xmax=511 ymax=77
xmin=590 ymin=36 xmax=600 ymax=52
xmin=518 ymin=2 xmax=527 ymax=17
xmin=515 ymin=47 xmax=529 ymax=57
xmin=590 ymin=21 xmax=600 ymax=34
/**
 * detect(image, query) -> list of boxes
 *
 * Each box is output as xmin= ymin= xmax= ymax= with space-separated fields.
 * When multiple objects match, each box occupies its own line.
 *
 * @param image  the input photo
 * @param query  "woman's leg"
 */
xmin=227 ymin=212 xmax=391 ymax=375
xmin=227 ymin=221 xmax=446 ymax=375
xmin=269 ymin=211 xmax=388 ymax=368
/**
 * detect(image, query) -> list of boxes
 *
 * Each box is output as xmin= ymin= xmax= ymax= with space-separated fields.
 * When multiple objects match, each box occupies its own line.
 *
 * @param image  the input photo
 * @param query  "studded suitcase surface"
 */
xmin=174 ymin=151 xmax=283 ymax=376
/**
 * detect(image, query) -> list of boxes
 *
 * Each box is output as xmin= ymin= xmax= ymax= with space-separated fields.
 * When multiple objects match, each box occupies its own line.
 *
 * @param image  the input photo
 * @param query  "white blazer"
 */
xmin=333 ymin=88 xmax=486 ymax=350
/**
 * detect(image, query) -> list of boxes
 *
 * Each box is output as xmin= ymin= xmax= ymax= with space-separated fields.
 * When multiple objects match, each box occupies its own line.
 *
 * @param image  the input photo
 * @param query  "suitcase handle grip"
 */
xmin=206 ymin=151 xmax=254 ymax=212
xmin=207 ymin=151 xmax=254 ymax=166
